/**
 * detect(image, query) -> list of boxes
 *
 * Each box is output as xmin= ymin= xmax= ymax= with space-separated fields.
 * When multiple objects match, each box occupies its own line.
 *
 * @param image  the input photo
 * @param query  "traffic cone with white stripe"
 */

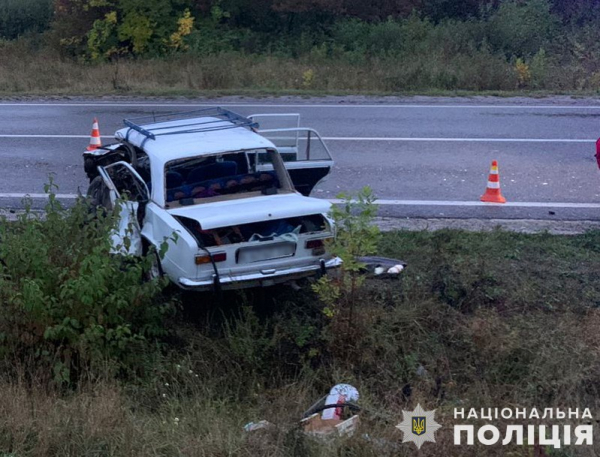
xmin=87 ymin=117 xmax=102 ymax=151
xmin=480 ymin=160 xmax=506 ymax=203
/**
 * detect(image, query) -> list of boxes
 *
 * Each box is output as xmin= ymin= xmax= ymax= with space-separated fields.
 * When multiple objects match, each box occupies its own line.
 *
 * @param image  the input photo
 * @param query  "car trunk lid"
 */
xmin=167 ymin=193 xmax=331 ymax=230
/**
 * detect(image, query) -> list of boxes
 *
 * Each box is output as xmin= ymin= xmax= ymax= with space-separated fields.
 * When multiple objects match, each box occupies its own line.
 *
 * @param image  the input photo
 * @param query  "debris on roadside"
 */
xmin=242 ymin=384 xmax=361 ymax=441
xmin=243 ymin=420 xmax=275 ymax=433
xmin=357 ymin=256 xmax=406 ymax=278
xmin=301 ymin=384 xmax=361 ymax=439
xmin=301 ymin=413 xmax=359 ymax=439
xmin=415 ymin=365 xmax=428 ymax=377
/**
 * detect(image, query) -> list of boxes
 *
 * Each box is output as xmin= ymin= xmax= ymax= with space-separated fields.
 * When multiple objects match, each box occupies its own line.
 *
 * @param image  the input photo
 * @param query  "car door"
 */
xmin=97 ymin=161 xmax=150 ymax=256
xmin=249 ymin=114 xmax=334 ymax=196
xmin=249 ymin=114 xmax=301 ymax=161
xmin=255 ymin=128 xmax=334 ymax=196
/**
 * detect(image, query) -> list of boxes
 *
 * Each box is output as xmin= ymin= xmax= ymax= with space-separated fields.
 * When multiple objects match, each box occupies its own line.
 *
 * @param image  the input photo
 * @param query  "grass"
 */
xmin=1 ymin=39 xmax=600 ymax=98
xmin=1 ymin=227 xmax=600 ymax=456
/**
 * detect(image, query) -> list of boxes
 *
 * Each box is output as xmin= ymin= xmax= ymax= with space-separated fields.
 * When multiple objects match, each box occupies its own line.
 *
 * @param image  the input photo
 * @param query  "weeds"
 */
xmin=1 ymin=186 xmax=600 ymax=455
xmin=0 ymin=37 xmax=599 ymax=95
xmin=0 ymin=182 xmax=173 ymax=385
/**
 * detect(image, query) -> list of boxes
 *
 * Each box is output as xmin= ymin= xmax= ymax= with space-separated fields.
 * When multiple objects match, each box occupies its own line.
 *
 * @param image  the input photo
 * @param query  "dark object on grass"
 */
xmin=401 ymin=383 xmax=412 ymax=401
xmin=357 ymin=256 xmax=407 ymax=277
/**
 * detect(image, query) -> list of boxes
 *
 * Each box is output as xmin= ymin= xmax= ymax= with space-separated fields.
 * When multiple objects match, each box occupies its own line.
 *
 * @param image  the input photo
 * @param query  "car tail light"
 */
xmin=306 ymin=238 xmax=329 ymax=256
xmin=305 ymin=239 xmax=324 ymax=249
xmin=195 ymin=252 xmax=227 ymax=265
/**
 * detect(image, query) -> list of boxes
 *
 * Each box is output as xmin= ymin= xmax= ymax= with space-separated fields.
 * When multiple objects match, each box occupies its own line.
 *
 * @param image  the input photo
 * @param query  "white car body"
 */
xmin=85 ymin=108 xmax=340 ymax=291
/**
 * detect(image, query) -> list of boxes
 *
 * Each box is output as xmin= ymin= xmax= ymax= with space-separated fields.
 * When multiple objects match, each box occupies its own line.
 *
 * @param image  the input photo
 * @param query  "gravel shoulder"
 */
xmin=374 ymin=217 xmax=600 ymax=234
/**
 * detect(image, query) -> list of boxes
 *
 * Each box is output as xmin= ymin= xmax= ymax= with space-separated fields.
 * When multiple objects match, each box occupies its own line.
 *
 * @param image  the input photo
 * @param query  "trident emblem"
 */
xmin=412 ymin=417 xmax=426 ymax=436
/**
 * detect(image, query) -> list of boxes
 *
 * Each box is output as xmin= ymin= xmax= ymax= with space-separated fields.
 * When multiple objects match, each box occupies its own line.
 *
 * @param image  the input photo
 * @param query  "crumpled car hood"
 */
xmin=167 ymin=193 xmax=331 ymax=230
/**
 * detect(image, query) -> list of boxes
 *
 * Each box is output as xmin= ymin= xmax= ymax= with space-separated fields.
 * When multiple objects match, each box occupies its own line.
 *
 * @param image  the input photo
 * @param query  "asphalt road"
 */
xmin=1 ymin=97 xmax=600 ymax=220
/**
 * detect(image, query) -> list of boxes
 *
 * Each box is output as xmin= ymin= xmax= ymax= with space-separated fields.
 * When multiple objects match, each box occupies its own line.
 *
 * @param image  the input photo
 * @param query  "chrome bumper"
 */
xmin=178 ymin=257 xmax=342 ymax=291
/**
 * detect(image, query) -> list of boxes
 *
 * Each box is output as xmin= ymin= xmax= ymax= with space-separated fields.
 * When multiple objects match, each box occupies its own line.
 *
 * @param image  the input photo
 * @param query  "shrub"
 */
xmin=0 ymin=183 xmax=173 ymax=384
xmin=529 ymin=48 xmax=548 ymax=88
xmin=312 ymin=186 xmax=380 ymax=325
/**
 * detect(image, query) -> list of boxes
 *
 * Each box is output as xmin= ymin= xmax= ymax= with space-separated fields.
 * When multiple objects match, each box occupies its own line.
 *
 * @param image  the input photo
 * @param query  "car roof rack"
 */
xmin=123 ymin=107 xmax=259 ymax=142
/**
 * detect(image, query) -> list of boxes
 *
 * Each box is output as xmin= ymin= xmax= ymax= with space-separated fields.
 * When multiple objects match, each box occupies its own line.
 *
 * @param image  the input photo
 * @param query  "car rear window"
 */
xmin=164 ymin=151 xmax=281 ymax=204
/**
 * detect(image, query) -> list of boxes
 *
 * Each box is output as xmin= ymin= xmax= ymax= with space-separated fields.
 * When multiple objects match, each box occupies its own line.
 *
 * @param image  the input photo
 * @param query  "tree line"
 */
xmin=0 ymin=0 xmax=599 ymax=64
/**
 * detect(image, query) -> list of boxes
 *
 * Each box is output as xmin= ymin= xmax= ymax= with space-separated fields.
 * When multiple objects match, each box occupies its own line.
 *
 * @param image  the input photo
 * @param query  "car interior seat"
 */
xmin=166 ymin=171 xmax=184 ymax=189
xmin=187 ymin=161 xmax=238 ymax=184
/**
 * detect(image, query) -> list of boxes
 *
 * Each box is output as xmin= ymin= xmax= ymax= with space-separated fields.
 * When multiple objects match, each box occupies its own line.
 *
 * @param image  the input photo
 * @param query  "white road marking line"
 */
xmin=330 ymin=199 xmax=600 ymax=208
xmin=2 ymin=103 xmax=600 ymax=109
xmin=2 ymin=193 xmax=600 ymax=209
xmin=0 ymin=134 xmax=595 ymax=143
xmin=322 ymin=137 xmax=596 ymax=143
xmin=0 ymin=134 xmax=87 ymax=138
xmin=0 ymin=193 xmax=80 ymax=199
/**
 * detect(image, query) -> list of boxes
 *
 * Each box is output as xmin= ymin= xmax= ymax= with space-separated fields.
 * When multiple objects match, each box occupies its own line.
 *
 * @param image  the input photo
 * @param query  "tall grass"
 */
xmin=0 ymin=39 xmax=598 ymax=95
xmin=1 ymin=217 xmax=600 ymax=455
xmin=0 ymin=43 xmax=568 ymax=95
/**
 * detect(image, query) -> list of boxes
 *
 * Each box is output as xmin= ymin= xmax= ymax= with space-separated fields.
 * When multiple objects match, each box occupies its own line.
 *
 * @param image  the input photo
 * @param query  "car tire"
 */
xmin=86 ymin=175 xmax=113 ymax=214
xmin=142 ymin=241 xmax=163 ymax=282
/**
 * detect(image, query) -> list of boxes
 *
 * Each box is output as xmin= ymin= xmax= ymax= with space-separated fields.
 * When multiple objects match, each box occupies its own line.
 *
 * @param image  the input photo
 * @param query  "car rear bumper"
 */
xmin=178 ymin=257 xmax=342 ymax=291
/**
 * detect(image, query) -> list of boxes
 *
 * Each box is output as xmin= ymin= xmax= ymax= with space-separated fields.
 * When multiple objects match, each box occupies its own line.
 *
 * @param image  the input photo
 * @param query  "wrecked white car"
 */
xmin=83 ymin=108 xmax=341 ymax=291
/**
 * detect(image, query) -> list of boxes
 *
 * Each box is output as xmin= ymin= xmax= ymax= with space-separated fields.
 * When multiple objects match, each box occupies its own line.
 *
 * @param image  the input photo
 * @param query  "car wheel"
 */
xmin=86 ymin=175 xmax=113 ymax=214
xmin=147 ymin=251 xmax=163 ymax=280
xmin=142 ymin=242 xmax=163 ymax=281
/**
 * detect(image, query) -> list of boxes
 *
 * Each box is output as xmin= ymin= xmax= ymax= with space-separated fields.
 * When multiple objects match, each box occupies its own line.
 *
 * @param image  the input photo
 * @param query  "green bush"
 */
xmin=0 ymin=184 xmax=173 ymax=384
xmin=313 ymin=187 xmax=380 ymax=328
xmin=487 ymin=0 xmax=560 ymax=57
xmin=0 ymin=0 xmax=53 ymax=39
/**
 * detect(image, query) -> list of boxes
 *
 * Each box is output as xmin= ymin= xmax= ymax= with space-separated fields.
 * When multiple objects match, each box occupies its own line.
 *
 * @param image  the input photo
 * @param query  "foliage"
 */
xmin=0 ymin=0 xmax=53 ymax=39
xmin=88 ymin=11 xmax=120 ymax=60
xmin=170 ymin=9 xmax=195 ymax=50
xmin=487 ymin=0 xmax=560 ymax=57
xmin=514 ymin=57 xmax=531 ymax=88
xmin=53 ymin=0 xmax=197 ymax=60
xmin=1 ymin=201 xmax=600 ymax=455
xmin=312 ymin=187 xmax=380 ymax=322
xmin=0 ymin=181 xmax=173 ymax=384
xmin=1 ymin=0 xmax=600 ymax=92
xmin=301 ymin=68 xmax=314 ymax=88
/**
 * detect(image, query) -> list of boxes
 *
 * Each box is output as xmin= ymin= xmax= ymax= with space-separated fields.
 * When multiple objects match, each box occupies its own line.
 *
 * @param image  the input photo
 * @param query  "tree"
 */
xmin=0 ymin=0 xmax=53 ymax=40
xmin=53 ymin=0 xmax=196 ymax=60
xmin=421 ymin=0 xmax=497 ymax=21
xmin=550 ymin=0 xmax=600 ymax=25
xmin=487 ymin=0 xmax=560 ymax=57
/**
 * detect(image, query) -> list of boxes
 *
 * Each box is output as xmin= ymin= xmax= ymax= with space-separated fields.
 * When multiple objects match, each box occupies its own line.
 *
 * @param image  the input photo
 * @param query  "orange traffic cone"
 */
xmin=87 ymin=118 xmax=102 ymax=151
xmin=480 ymin=160 xmax=506 ymax=203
